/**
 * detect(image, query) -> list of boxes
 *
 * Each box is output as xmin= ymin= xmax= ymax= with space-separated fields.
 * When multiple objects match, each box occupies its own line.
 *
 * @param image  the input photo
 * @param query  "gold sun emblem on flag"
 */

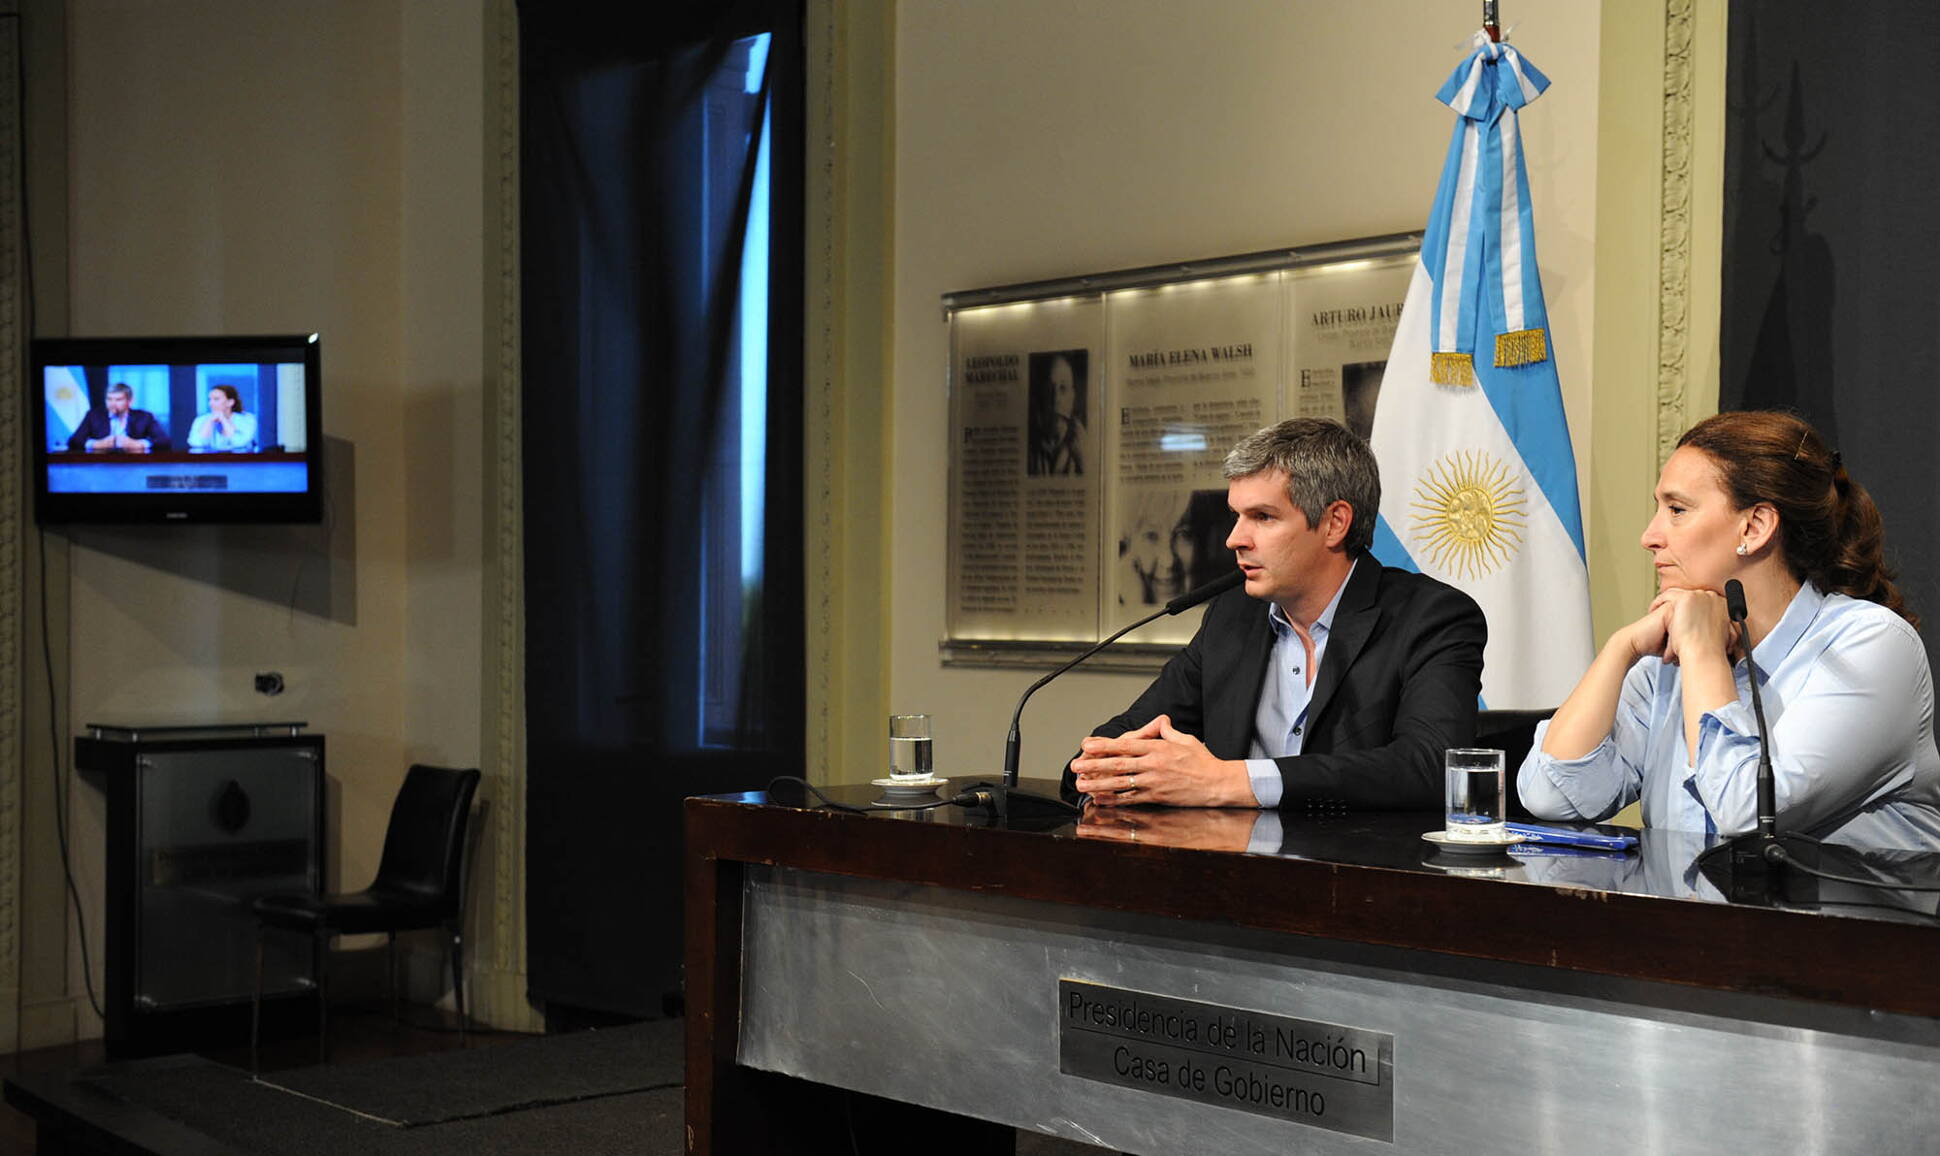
xmin=1409 ymin=450 xmax=1527 ymax=580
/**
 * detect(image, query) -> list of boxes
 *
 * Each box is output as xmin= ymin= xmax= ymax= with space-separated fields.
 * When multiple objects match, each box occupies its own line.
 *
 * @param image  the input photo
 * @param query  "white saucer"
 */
xmin=870 ymin=776 xmax=947 ymax=789
xmin=870 ymin=776 xmax=948 ymax=806
xmin=1421 ymin=830 xmax=1526 ymax=855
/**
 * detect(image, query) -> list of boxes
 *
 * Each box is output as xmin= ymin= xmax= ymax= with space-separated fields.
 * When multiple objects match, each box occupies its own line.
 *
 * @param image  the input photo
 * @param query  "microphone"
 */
xmin=1003 ymin=569 xmax=1241 ymax=787
xmin=963 ymin=569 xmax=1246 ymax=822
xmin=1698 ymin=578 xmax=1819 ymax=899
xmin=1163 ymin=568 xmax=1246 ymax=616
xmin=1722 ymin=579 xmax=1776 ymax=838
xmin=1722 ymin=577 xmax=1747 ymax=620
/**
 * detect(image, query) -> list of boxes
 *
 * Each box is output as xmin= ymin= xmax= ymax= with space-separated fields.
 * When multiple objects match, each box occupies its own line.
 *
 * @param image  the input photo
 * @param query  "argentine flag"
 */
xmin=44 ymin=366 xmax=88 ymax=450
xmin=1369 ymin=32 xmax=1593 ymax=710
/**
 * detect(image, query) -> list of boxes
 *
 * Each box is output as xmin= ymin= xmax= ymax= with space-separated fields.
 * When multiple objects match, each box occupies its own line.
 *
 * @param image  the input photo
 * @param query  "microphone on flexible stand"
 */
xmin=956 ymin=569 xmax=1246 ymax=823
xmin=1728 ymin=578 xmax=1778 ymax=844
xmin=1696 ymin=579 xmax=1821 ymax=900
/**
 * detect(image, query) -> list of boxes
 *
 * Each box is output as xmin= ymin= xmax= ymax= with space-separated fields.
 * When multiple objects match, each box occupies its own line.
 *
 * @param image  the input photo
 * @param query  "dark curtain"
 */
xmin=520 ymin=1 xmax=805 ymax=1017
xmin=1720 ymin=1 xmax=1940 ymax=670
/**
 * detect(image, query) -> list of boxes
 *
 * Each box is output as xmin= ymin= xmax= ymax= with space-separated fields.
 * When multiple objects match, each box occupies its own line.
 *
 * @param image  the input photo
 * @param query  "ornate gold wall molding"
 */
xmin=1656 ymin=0 xmax=1696 ymax=466
xmin=804 ymin=0 xmax=892 ymax=785
xmin=806 ymin=0 xmax=838 ymax=779
xmin=475 ymin=0 xmax=536 ymax=1031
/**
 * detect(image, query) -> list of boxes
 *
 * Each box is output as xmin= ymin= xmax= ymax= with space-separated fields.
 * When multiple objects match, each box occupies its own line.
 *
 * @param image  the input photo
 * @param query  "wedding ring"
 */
xmin=1127 ymin=773 xmax=1138 ymax=791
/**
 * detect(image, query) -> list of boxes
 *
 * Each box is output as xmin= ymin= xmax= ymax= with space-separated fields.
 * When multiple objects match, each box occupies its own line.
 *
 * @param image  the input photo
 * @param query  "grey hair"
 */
xmin=106 ymin=382 xmax=134 ymax=398
xmin=1222 ymin=418 xmax=1382 ymax=555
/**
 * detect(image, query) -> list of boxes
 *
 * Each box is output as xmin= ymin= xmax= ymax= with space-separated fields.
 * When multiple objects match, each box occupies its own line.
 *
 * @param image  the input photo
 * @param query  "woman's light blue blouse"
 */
xmin=1517 ymin=583 xmax=1940 ymax=850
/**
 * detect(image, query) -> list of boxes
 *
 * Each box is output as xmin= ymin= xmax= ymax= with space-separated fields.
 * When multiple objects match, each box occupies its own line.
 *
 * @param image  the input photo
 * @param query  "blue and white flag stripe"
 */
xmin=1426 ymin=36 xmax=1552 ymax=370
xmin=1429 ymin=121 xmax=1480 ymax=357
xmin=45 ymin=366 xmax=88 ymax=447
xmin=1494 ymin=112 xmax=1529 ymax=332
xmin=1369 ymin=32 xmax=1592 ymax=711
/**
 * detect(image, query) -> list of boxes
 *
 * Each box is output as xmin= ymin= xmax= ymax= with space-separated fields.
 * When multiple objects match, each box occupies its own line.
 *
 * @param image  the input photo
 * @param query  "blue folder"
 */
xmin=1505 ymin=822 xmax=1638 ymax=853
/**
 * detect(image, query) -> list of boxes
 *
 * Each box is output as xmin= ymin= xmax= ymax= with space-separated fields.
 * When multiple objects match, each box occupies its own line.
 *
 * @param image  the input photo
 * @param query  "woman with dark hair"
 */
xmin=1519 ymin=410 xmax=1940 ymax=847
xmin=187 ymin=383 xmax=259 ymax=451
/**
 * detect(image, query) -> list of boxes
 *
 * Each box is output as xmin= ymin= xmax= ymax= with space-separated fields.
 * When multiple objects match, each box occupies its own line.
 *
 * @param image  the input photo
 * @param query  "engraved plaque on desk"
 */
xmin=1058 ymin=979 xmax=1394 ymax=1141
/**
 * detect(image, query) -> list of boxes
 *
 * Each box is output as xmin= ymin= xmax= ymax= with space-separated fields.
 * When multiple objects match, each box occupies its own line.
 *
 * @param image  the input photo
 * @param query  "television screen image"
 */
xmin=31 ymin=334 xmax=322 ymax=523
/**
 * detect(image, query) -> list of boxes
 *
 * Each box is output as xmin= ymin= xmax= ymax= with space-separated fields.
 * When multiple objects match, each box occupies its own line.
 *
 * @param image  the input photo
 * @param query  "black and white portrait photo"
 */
xmin=1026 ymin=349 xmax=1088 ymax=476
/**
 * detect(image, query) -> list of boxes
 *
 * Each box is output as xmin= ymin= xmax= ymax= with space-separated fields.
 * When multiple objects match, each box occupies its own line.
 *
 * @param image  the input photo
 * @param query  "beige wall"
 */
xmin=26 ymin=0 xmax=501 ymax=1043
xmin=14 ymin=0 xmax=1722 ymax=1042
xmin=880 ymin=1 xmax=1614 ymax=782
xmin=401 ymin=1 xmax=486 ymax=778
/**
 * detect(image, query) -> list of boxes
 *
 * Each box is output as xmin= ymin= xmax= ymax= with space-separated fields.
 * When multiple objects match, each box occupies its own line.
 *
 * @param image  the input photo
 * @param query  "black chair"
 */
xmin=1476 ymin=708 xmax=1553 ymax=818
xmin=251 ymin=763 xmax=481 ymax=1069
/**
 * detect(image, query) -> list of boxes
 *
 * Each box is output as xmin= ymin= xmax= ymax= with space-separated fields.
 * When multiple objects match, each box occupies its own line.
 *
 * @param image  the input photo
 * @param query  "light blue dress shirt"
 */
xmin=1518 ymin=583 xmax=1940 ymax=850
xmin=1242 ymin=559 xmax=1358 ymax=807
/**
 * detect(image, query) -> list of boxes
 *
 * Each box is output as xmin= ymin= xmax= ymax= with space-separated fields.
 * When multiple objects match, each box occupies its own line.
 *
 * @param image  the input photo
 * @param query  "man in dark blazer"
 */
xmin=1069 ymin=418 xmax=1485 ymax=811
xmin=67 ymin=382 xmax=172 ymax=453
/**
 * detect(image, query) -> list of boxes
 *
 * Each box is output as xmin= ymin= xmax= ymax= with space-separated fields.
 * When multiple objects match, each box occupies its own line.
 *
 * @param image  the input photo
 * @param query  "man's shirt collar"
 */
xmin=1266 ymin=557 xmax=1358 ymax=641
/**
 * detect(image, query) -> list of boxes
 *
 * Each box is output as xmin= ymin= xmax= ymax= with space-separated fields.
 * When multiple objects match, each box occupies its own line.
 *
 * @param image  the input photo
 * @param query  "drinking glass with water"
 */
xmin=1444 ymin=748 xmax=1506 ymax=842
xmin=888 ymin=714 xmax=934 ymax=780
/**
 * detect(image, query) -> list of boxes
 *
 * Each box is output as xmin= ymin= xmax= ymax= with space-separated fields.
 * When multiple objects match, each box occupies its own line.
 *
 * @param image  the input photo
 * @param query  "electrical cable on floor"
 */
xmin=39 ymin=531 xmax=103 ymax=1024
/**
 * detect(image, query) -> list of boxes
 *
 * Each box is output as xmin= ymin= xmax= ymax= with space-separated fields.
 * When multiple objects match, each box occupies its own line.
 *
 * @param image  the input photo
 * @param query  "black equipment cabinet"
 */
xmin=75 ymin=723 xmax=324 ymax=1057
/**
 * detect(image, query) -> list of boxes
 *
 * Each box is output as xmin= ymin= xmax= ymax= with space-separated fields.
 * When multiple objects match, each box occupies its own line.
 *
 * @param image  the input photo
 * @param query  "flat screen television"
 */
xmin=30 ymin=334 xmax=323 ymax=524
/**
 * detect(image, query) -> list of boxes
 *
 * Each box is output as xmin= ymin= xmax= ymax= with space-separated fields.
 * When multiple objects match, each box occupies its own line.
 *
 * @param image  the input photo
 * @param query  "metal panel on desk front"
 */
xmin=738 ymin=866 xmax=1940 ymax=1155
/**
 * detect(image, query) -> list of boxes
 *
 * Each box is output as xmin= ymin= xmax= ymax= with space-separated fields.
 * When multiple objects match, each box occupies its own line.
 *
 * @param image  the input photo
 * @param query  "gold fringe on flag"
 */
xmin=1430 ymin=352 xmax=1476 ymax=387
xmin=1494 ymin=327 xmax=1549 ymax=369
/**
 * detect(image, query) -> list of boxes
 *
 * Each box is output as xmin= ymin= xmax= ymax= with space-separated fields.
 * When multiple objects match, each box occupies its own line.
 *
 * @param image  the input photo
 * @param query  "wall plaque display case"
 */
xmin=944 ymin=234 xmax=1419 ymax=668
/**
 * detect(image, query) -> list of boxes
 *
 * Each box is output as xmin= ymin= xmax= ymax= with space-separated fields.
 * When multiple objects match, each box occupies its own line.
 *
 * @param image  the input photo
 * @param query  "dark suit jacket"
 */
xmin=1071 ymin=555 xmax=1486 ymax=809
xmin=68 ymin=407 xmax=171 ymax=452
